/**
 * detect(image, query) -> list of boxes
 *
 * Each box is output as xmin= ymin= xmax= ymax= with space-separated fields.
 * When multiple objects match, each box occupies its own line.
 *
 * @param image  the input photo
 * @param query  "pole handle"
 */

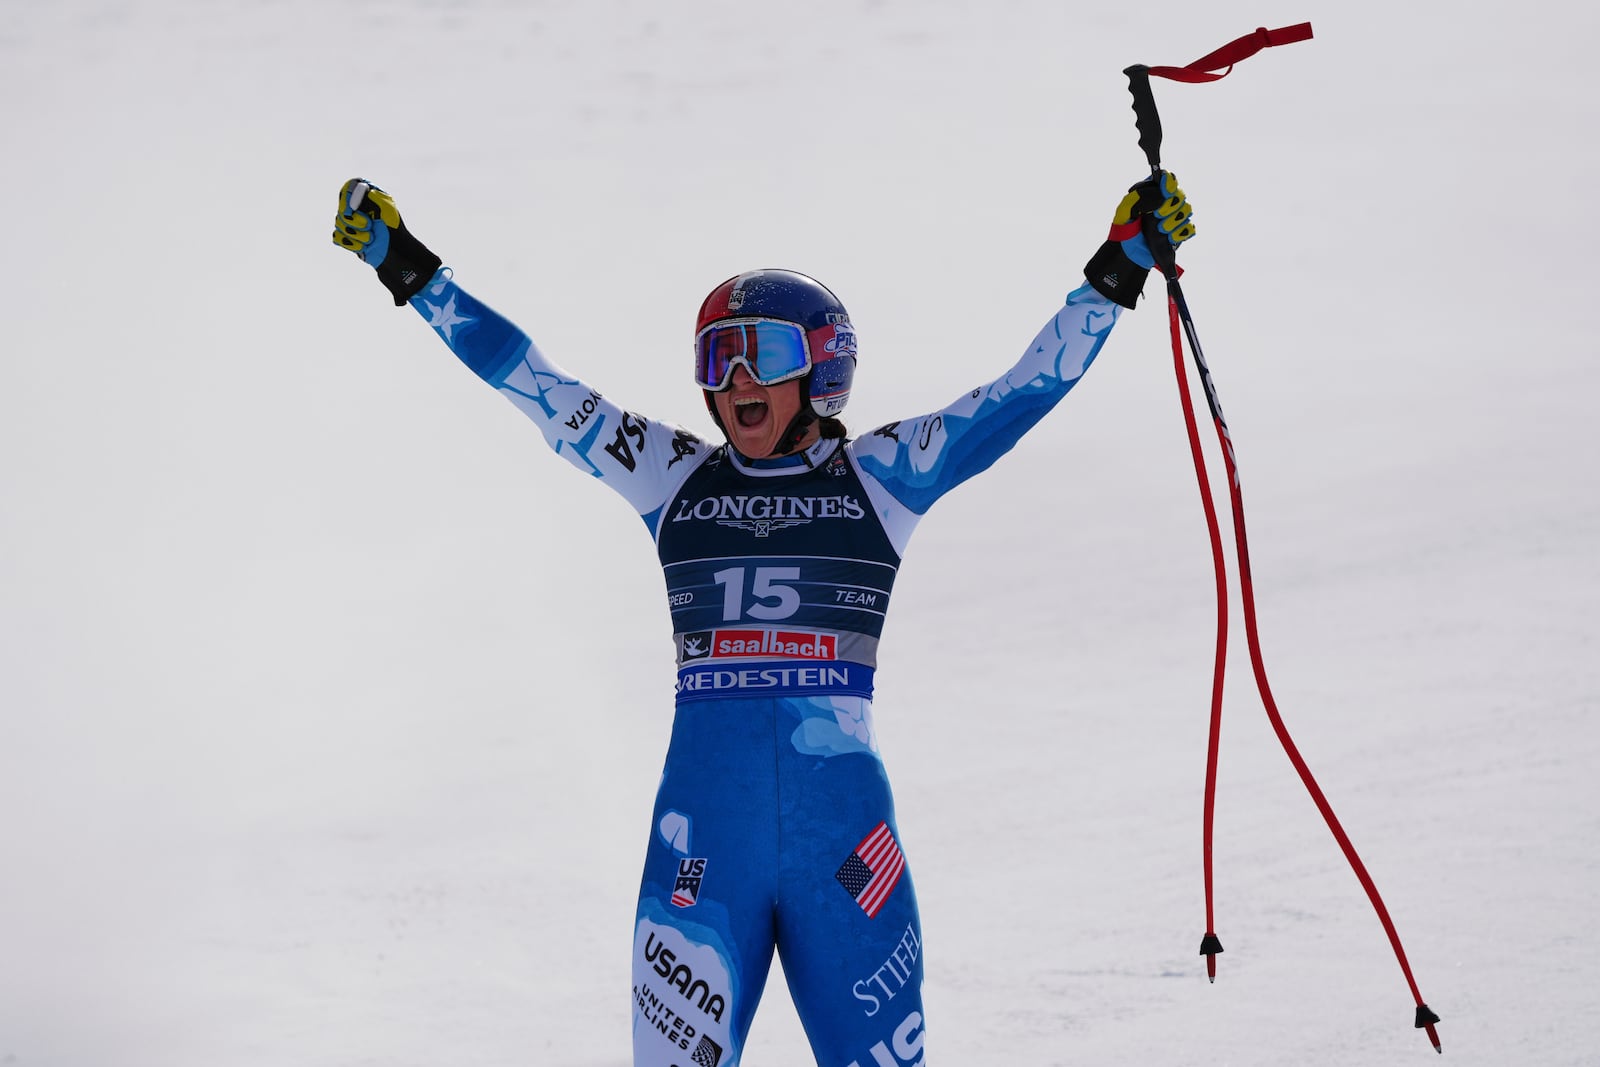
xmin=1123 ymin=64 xmax=1163 ymax=172
xmin=1123 ymin=64 xmax=1179 ymax=278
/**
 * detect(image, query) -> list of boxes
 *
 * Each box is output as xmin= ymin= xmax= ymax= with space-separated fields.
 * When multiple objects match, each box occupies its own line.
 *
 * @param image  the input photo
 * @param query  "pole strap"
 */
xmin=1147 ymin=23 xmax=1314 ymax=83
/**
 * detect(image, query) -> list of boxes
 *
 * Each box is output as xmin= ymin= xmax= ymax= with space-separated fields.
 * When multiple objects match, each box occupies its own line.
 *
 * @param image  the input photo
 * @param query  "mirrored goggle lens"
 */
xmin=695 ymin=319 xmax=812 ymax=390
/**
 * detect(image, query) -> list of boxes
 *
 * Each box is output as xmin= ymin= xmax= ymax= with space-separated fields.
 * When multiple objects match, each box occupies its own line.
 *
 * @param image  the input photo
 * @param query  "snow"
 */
xmin=2 ymin=1 xmax=1596 ymax=1064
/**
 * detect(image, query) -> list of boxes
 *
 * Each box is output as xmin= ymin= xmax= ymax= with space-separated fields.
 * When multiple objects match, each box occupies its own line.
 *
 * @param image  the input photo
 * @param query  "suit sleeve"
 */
xmin=850 ymin=281 xmax=1122 ymax=533
xmin=405 ymin=269 xmax=708 ymax=525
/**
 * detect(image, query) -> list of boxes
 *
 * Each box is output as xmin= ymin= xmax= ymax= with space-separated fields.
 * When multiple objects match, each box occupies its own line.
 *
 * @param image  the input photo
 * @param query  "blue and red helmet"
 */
xmin=694 ymin=269 xmax=857 ymax=420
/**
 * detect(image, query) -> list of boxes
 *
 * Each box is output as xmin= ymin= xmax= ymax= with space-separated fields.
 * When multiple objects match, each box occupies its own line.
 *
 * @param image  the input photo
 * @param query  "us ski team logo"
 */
xmin=672 ymin=857 xmax=707 ymax=908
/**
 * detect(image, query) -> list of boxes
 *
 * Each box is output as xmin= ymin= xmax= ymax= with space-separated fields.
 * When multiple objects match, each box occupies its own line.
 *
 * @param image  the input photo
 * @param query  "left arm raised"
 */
xmin=850 ymin=281 xmax=1122 ymax=522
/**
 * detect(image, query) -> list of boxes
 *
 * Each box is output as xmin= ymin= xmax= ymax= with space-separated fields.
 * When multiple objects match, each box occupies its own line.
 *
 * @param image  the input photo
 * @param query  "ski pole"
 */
xmin=1121 ymin=24 xmax=1443 ymax=1054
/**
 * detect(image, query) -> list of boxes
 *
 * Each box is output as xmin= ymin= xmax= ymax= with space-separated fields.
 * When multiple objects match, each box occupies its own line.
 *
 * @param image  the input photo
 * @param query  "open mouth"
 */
xmin=733 ymin=396 xmax=769 ymax=429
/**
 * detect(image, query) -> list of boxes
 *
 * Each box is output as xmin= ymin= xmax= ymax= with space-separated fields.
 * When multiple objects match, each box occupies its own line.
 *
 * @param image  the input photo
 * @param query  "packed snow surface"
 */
xmin=2 ymin=2 xmax=1595 ymax=1064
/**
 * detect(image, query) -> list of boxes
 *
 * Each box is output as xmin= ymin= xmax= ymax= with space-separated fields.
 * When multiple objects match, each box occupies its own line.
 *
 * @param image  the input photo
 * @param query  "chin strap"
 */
xmin=774 ymin=411 xmax=818 ymax=464
xmin=703 ymin=390 xmax=725 ymax=431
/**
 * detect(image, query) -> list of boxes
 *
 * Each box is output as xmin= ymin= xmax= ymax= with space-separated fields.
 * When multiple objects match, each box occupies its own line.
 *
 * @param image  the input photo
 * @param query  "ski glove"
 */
xmin=332 ymin=179 xmax=442 ymax=306
xmin=1085 ymin=171 xmax=1196 ymax=309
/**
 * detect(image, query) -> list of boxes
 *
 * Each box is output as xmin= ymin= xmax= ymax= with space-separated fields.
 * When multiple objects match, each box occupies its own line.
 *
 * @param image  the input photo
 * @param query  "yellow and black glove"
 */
xmin=331 ymin=179 xmax=442 ymax=306
xmin=1085 ymin=170 xmax=1196 ymax=309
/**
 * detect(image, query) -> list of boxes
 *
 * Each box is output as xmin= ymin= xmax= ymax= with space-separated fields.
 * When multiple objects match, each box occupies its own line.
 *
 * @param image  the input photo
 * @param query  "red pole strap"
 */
xmin=1147 ymin=23 xmax=1314 ymax=83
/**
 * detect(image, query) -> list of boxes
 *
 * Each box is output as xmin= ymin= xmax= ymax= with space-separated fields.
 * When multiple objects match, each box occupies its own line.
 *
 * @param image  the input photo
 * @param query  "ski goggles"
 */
xmin=694 ymin=318 xmax=813 ymax=391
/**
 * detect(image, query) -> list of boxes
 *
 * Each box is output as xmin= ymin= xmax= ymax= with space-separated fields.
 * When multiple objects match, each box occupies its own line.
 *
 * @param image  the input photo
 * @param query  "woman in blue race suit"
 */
xmin=332 ymin=172 xmax=1193 ymax=1067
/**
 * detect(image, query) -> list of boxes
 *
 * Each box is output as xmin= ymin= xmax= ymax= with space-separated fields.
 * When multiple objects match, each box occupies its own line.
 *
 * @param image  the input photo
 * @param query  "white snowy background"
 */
xmin=2 ymin=2 xmax=1595 ymax=1065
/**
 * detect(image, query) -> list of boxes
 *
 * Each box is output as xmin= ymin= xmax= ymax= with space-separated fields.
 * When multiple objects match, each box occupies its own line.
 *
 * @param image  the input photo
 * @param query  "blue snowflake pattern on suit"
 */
xmin=408 ymin=269 xmax=1121 ymax=1065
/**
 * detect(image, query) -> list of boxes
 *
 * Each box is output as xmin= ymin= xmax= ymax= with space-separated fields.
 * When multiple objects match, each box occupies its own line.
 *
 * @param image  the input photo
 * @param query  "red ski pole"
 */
xmin=1122 ymin=23 xmax=1443 ymax=1054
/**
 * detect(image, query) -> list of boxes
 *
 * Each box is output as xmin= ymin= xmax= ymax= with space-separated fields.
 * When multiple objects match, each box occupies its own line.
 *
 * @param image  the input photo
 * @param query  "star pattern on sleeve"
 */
xmin=425 ymin=294 xmax=474 ymax=341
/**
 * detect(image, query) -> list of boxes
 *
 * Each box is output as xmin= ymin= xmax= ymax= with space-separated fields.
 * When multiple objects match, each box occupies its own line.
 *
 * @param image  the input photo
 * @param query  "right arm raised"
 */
xmin=409 ymin=270 xmax=707 ymax=520
xmin=332 ymin=179 xmax=708 ymax=523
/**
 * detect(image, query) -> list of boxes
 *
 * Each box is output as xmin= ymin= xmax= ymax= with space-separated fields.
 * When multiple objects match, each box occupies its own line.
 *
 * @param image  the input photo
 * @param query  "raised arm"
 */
xmin=850 ymin=172 xmax=1196 ymax=533
xmin=331 ymin=179 xmax=708 ymax=524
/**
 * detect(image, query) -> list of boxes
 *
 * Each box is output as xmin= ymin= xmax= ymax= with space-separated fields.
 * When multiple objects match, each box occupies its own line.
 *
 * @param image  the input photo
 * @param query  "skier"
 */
xmin=332 ymin=172 xmax=1194 ymax=1067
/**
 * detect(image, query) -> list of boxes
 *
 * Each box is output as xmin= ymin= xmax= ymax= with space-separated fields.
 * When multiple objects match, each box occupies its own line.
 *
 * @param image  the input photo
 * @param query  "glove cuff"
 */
xmin=1085 ymin=240 xmax=1150 ymax=310
xmin=375 ymin=226 xmax=443 ymax=306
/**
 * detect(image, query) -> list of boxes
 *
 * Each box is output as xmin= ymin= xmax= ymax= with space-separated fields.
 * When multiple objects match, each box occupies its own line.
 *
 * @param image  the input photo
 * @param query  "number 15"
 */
xmin=711 ymin=566 xmax=801 ymax=621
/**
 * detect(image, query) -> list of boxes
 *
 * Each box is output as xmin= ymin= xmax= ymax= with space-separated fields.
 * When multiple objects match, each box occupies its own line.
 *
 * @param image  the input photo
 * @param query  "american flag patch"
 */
xmin=835 ymin=821 xmax=905 ymax=919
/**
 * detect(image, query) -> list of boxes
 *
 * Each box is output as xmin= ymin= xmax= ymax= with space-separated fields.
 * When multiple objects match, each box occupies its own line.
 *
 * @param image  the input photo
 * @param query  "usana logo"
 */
xmin=642 ymin=932 xmax=727 ymax=1022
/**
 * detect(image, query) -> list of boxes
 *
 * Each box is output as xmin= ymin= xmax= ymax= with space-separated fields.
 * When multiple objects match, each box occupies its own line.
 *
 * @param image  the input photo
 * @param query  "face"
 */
xmin=711 ymin=363 xmax=819 ymax=458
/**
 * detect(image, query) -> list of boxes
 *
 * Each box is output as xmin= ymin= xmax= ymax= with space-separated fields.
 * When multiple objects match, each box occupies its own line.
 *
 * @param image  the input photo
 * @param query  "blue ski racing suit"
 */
xmin=408 ymin=269 xmax=1124 ymax=1067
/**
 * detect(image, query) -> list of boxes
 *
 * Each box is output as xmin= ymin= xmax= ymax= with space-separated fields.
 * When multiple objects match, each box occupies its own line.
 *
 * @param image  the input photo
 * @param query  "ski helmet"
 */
xmin=694 ymin=269 xmax=857 ymax=421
